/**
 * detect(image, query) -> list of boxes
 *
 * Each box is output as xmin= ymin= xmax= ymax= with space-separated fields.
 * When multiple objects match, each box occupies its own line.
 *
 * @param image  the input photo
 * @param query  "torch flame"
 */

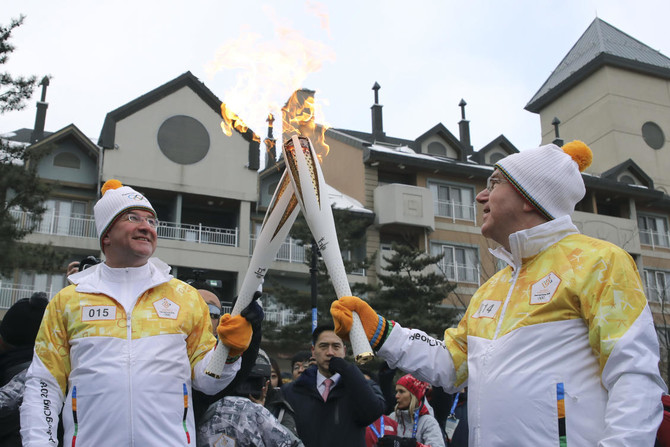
xmin=282 ymin=90 xmax=330 ymax=162
xmin=206 ymin=3 xmax=334 ymax=165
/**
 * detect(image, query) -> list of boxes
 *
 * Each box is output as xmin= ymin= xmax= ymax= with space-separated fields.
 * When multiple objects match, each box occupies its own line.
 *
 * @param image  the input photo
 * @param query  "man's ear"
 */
xmin=101 ymin=234 xmax=110 ymax=250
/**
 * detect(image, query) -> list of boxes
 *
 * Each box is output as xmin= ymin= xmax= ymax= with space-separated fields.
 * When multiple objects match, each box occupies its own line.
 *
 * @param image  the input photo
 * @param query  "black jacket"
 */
xmin=282 ymin=360 xmax=385 ymax=447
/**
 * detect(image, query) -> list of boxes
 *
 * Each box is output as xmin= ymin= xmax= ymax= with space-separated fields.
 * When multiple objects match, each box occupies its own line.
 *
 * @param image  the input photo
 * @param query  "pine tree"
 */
xmin=0 ymin=16 xmax=64 ymax=276
xmin=369 ymin=242 xmax=459 ymax=338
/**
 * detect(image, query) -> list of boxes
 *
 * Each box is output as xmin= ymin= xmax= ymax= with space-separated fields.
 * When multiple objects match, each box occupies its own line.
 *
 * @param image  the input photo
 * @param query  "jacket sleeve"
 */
xmin=582 ymin=248 xmax=667 ymax=445
xmin=332 ymin=358 xmax=385 ymax=426
xmin=0 ymin=369 xmax=27 ymax=440
xmin=417 ymin=415 xmax=446 ymax=447
xmin=378 ymin=323 xmax=460 ymax=393
xmin=189 ymin=294 xmax=241 ymax=395
xmin=19 ymin=295 xmax=69 ymax=446
xmin=0 ymin=369 xmax=26 ymax=415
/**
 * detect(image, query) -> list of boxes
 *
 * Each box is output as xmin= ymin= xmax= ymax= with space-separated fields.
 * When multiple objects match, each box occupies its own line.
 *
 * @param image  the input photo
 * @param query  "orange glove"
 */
xmin=330 ymin=296 xmax=391 ymax=350
xmin=217 ymin=313 xmax=252 ymax=358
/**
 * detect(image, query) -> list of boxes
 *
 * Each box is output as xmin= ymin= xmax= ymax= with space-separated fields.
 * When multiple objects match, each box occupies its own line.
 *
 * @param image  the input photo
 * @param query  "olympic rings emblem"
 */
xmin=123 ymin=193 xmax=146 ymax=201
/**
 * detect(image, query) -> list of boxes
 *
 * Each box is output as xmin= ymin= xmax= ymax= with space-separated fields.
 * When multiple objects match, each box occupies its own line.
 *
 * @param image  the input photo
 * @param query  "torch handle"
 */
xmin=283 ymin=135 xmax=374 ymax=364
xmin=205 ymin=171 xmax=300 ymax=378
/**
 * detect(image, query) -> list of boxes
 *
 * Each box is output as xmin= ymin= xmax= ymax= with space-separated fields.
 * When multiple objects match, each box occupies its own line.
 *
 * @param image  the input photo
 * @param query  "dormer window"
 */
xmin=427 ymin=141 xmax=447 ymax=157
xmin=53 ymin=152 xmax=81 ymax=169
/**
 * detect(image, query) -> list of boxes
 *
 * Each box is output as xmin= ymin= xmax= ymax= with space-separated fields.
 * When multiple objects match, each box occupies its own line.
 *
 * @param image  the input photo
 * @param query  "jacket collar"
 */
xmin=489 ymin=215 xmax=579 ymax=271
xmin=70 ymin=257 xmax=172 ymax=294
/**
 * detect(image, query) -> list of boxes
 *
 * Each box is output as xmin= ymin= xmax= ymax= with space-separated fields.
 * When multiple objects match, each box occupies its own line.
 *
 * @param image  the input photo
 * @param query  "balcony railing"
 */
xmin=0 ymin=285 xmax=61 ymax=310
xmin=250 ymin=236 xmax=306 ymax=263
xmin=222 ymin=305 xmax=306 ymax=326
xmin=639 ymin=229 xmax=670 ymax=249
xmin=434 ymin=200 xmax=477 ymax=224
xmin=158 ymin=223 xmax=237 ymax=246
xmin=10 ymin=208 xmax=238 ymax=247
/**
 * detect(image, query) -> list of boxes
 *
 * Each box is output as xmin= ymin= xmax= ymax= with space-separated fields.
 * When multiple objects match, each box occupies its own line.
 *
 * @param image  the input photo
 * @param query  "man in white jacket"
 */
xmin=20 ymin=179 xmax=252 ymax=446
xmin=332 ymin=141 xmax=667 ymax=446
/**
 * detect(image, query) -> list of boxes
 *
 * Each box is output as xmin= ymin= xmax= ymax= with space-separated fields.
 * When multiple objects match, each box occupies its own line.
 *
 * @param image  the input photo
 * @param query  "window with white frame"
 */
xmin=17 ymin=271 xmax=66 ymax=298
xmin=39 ymin=199 xmax=89 ymax=236
xmin=644 ymin=269 xmax=670 ymax=303
xmin=638 ymin=214 xmax=670 ymax=248
xmin=431 ymin=242 xmax=479 ymax=283
xmin=428 ymin=181 xmax=475 ymax=221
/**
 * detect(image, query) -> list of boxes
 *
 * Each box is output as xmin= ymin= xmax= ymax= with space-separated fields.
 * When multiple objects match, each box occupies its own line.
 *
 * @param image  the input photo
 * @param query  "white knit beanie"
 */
xmin=94 ymin=179 xmax=156 ymax=247
xmin=494 ymin=141 xmax=593 ymax=220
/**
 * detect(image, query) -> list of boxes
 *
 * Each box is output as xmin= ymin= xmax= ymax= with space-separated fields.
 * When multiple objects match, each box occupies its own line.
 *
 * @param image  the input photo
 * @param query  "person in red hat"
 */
xmin=377 ymin=374 xmax=444 ymax=447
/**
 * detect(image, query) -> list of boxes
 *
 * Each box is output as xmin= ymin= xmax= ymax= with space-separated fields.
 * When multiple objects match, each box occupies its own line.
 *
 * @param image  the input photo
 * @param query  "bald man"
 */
xmin=189 ymin=281 xmax=222 ymax=336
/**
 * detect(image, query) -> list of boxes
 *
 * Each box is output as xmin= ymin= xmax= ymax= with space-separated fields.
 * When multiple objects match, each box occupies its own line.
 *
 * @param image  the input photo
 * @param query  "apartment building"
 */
xmin=2 ymin=18 xmax=669 ymax=330
xmin=2 ymin=72 xmax=262 ymax=315
xmin=306 ymin=18 xmax=670 ymax=315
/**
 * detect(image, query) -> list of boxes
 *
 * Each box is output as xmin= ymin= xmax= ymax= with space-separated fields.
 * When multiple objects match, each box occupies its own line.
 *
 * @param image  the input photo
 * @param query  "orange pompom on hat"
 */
xmin=494 ymin=140 xmax=593 ymax=220
xmin=94 ymin=179 xmax=156 ymax=248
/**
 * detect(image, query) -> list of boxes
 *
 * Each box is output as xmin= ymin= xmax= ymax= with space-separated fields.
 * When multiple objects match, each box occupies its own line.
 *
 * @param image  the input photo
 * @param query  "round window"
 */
xmin=157 ymin=115 xmax=210 ymax=164
xmin=641 ymin=121 xmax=664 ymax=150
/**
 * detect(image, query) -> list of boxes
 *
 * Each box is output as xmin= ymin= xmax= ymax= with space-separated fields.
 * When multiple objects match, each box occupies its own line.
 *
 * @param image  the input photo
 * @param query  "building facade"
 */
xmin=2 ymin=20 xmax=670 ymax=348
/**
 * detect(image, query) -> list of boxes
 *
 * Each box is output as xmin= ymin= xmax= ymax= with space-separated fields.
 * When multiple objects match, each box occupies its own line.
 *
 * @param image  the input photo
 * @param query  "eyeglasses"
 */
xmin=486 ymin=176 xmax=508 ymax=192
xmin=123 ymin=213 xmax=159 ymax=228
xmin=207 ymin=303 xmax=221 ymax=320
xmin=292 ymin=361 xmax=311 ymax=371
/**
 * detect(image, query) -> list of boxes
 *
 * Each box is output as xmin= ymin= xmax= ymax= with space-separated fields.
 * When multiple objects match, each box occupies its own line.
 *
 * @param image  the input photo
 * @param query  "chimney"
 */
xmin=265 ymin=113 xmax=277 ymax=169
xmin=552 ymin=117 xmax=564 ymax=146
xmin=458 ymin=99 xmax=473 ymax=153
xmin=31 ymin=76 xmax=50 ymax=143
xmin=371 ymin=82 xmax=385 ymax=141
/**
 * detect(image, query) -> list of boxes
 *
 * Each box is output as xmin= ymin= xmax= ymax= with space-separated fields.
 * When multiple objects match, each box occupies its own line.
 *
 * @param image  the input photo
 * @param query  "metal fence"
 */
xmin=249 ymin=236 xmax=307 ymax=263
xmin=221 ymin=305 xmax=306 ymax=326
xmin=9 ymin=208 xmax=238 ymax=247
xmin=158 ymin=222 xmax=237 ymax=246
xmin=0 ymin=285 xmax=61 ymax=310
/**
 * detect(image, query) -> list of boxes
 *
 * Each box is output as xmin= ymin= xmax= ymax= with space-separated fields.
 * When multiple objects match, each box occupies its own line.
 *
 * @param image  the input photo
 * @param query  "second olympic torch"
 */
xmin=205 ymin=170 xmax=300 ymax=377
xmin=282 ymin=134 xmax=374 ymax=364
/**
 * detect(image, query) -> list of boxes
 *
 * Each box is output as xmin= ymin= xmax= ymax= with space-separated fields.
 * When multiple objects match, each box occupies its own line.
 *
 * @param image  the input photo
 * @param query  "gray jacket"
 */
xmin=197 ymin=395 xmax=304 ymax=447
xmin=390 ymin=409 xmax=446 ymax=447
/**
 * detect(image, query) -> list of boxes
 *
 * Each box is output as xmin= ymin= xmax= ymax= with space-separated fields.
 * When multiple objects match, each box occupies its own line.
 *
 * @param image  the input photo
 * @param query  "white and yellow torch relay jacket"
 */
xmin=379 ymin=216 xmax=666 ymax=447
xmin=20 ymin=258 xmax=240 ymax=447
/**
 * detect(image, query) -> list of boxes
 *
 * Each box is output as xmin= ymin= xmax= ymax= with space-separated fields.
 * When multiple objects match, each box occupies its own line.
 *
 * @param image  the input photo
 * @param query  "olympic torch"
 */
xmin=282 ymin=134 xmax=374 ymax=364
xmin=205 ymin=170 xmax=300 ymax=377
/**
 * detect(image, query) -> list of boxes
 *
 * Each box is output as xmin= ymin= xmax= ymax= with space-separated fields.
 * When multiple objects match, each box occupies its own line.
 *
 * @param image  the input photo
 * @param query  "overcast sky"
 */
xmin=3 ymin=0 xmax=670 ymax=155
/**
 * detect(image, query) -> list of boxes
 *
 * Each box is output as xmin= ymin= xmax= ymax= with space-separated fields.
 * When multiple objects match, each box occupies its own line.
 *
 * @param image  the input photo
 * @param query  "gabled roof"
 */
xmin=28 ymin=123 xmax=100 ymax=159
xmin=470 ymin=135 xmax=519 ymax=164
xmin=601 ymin=158 xmax=654 ymax=189
xmin=526 ymin=18 xmax=670 ymax=113
xmin=415 ymin=123 xmax=468 ymax=161
xmin=97 ymin=71 xmax=258 ymax=149
xmin=331 ymin=122 xmax=468 ymax=160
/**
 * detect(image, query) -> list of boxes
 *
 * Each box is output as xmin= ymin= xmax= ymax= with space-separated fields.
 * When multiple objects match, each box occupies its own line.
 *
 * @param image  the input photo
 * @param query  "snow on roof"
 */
xmin=327 ymin=184 xmax=372 ymax=214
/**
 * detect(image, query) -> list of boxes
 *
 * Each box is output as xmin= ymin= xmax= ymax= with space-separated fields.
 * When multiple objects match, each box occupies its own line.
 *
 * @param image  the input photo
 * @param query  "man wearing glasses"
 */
xmin=332 ymin=142 xmax=666 ymax=446
xmin=188 ymin=281 xmax=223 ymax=337
xmin=20 ymin=180 xmax=252 ymax=446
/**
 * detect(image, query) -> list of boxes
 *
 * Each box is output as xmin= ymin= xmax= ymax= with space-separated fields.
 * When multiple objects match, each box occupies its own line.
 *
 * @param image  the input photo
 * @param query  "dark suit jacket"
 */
xmin=282 ymin=362 xmax=385 ymax=447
